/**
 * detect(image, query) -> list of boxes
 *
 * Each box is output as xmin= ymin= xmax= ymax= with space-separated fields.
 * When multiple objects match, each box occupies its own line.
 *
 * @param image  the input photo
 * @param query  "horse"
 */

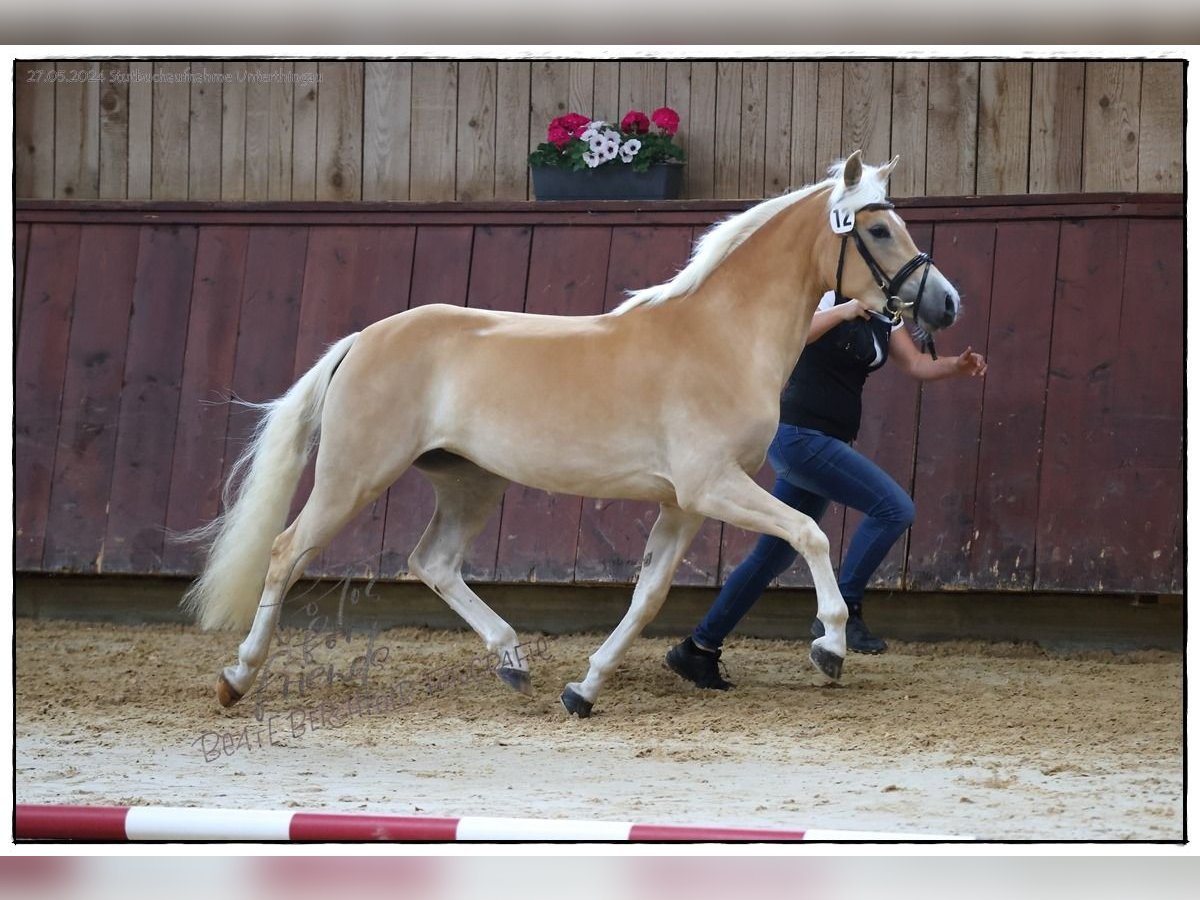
xmin=184 ymin=150 xmax=961 ymax=718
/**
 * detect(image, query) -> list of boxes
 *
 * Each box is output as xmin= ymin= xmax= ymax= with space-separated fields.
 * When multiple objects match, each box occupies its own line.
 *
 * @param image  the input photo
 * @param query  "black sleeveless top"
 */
xmin=779 ymin=304 xmax=895 ymax=443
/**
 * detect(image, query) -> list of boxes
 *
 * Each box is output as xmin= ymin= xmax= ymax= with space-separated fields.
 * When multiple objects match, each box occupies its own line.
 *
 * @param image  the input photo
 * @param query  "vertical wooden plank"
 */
xmin=977 ymin=61 xmax=1031 ymax=195
xmin=188 ymin=63 xmax=223 ymax=200
xmin=126 ymin=60 xmax=153 ymax=200
xmin=98 ymin=61 xmax=129 ymax=199
xmin=835 ymin=221 xmax=933 ymax=591
xmin=738 ymin=61 xmax=768 ymax=198
xmin=788 ymin=62 xmax=818 ymax=189
xmin=494 ymin=226 xmax=611 ymax=583
xmin=316 ymin=61 xmax=363 ymax=201
xmin=363 ymin=61 xmax=412 ymax=201
xmin=593 ymin=61 xmax=621 ymax=120
xmin=906 ymin=221 xmax=995 ymax=589
xmin=714 ymin=61 xmax=742 ymax=198
xmin=457 ymin=61 xmax=497 ymax=201
xmin=410 ymin=61 xmax=457 ymax=202
xmin=267 ymin=62 xmax=294 ymax=201
xmin=574 ymin=226 xmax=696 ymax=585
xmin=1083 ymin=61 xmax=1142 ymax=192
xmin=686 ymin=61 xmax=717 ymax=199
xmin=103 ymin=225 xmax=199 ymax=572
xmin=161 ymin=226 xmax=250 ymax=575
xmin=43 ymin=226 xmax=140 ymax=572
xmin=495 ymin=61 xmax=531 ymax=200
xmin=1137 ymin=61 xmax=1183 ymax=191
xmin=1029 ymin=61 xmax=1084 ymax=193
xmin=221 ymin=61 xmax=247 ymax=200
xmin=568 ymin=61 xmax=594 ymax=118
xmin=529 ymin=61 xmax=571 ymax=152
xmin=890 ymin=61 xmax=928 ymax=198
xmin=1035 ymin=219 xmax=1128 ymax=591
xmin=243 ymin=61 xmax=272 ymax=201
xmin=459 ymin=225 xmax=535 ymax=581
xmin=324 ymin=227 xmax=418 ymax=579
xmin=968 ymin=221 xmax=1058 ymax=589
xmin=14 ymin=224 xmax=31 ymax=336
xmin=54 ymin=60 xmax=100 ymax=199
xmin=1108 ymin=219 xmax=1184 ymax=591
xmin=764 ymin=62 xmax=793 ymax=195
xmin=665 ymin=61 xmax=693 ymax=193
xmin=926 ymin=61 xmax=977 ymax=196
xmin=842 ymin=61 xmax=891 ymax=165
xmin=220 ymin=226 xmax=310 ymax=511
xmin=379 ymin=226 xmax=475 ymax=579
xmin=150 ymin=61 xmax=190 ymax=199
xmin=14 ymin=61 xmax=56 ymax=198
xmin=14 ymin=225 xmax=80 ymax=569
xmin=815 ymin=62 xmax=843 ymax=172
xmin=291 ymin=62 xmax=320 ymax=200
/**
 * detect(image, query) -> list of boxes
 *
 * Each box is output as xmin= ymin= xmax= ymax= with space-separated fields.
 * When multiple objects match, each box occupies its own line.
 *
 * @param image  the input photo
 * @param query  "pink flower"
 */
xmin=620 ymin=110 xmax=650 ymax=134
xmin=547 ymin=123 xmax=572 ymax=149
xmin=651 ymin=106 xmax=680 ymax=136
xmin=560 ymin=112 xmax=590 ymax=133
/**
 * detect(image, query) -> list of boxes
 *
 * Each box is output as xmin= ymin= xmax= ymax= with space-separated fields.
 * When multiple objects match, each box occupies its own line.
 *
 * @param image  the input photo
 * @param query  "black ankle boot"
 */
xmin=665 ymin=637 xmax=735 ymax=690
xmin=810 ymin=609 xmax=888 ymax=654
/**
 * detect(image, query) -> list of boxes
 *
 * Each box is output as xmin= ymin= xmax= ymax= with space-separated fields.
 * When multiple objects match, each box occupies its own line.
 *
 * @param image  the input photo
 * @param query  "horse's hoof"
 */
xmin=559 ymin=685 xmax=594 ymax=718
xmin=809 ymin=644 xmax=844 ymax=682
xmin=216 ymin=674 xmax=243 ymax=708
xmin=497 ymin=666 xmax=533 ymax=696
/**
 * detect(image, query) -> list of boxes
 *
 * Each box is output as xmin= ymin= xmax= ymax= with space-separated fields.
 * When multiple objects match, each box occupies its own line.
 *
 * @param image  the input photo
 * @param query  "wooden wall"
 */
xmin=14 ymin=195 xmax=1184 ymax=596
xmin=14 ymin=58 xmax=1185 ymax=203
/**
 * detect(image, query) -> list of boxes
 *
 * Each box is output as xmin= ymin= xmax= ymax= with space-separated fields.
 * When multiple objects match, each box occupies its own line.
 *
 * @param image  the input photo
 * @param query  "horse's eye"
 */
xmin=868 ymin=224 xmax=890 ymax=239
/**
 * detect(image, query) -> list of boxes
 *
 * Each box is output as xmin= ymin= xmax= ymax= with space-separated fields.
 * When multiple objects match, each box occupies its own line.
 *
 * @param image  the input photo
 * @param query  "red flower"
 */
xmin=620 ymin=109 xmax=650 ymax=134
xmin=651 ymin=106 xmax=680 ymax=136
xmin=560 ymin=112 xmax=590 ymax=132
xmin=547 ymin=123 xmax=572 ymax=149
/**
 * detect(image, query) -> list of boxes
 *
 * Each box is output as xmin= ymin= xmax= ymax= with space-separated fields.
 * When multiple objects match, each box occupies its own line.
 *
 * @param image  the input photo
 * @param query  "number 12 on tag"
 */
xmin=829 ymin=207 xmax=854 ymax=234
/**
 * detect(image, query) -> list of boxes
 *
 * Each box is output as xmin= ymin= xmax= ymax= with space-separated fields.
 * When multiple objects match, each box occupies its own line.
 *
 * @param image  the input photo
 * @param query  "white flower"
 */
xmin=587 ymin=119 xmax=608 ymax=130
xmin=619 ymin=138 xmax=642 ymax=163
xmin=599 ymin=129 xmax=621 ymax=160
xmin=580 ymin=127 xmax=600 ymax=143
xmin=582 ymin=150 xmax=603 ymax=168
xmin=588 ymin=132 xmax=609 ymax=153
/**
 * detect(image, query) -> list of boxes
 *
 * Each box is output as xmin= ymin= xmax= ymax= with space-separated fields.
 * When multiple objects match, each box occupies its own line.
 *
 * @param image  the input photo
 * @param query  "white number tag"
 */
xmin=829 ymin=207 xmax=854 ymax=234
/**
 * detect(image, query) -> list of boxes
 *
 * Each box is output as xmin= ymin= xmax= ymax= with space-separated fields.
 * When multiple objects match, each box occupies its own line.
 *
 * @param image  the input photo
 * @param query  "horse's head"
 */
xmin=824 ymin=150 xmax=960 ymax=333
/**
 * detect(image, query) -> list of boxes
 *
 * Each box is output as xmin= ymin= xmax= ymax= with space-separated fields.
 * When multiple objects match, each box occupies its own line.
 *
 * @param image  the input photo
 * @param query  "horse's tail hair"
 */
xmin=181 ymin=332 xmax=360 ymax=631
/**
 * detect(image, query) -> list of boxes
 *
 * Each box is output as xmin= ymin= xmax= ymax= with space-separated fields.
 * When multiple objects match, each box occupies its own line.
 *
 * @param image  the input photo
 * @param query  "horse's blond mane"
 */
xmin=611 ymin=157 xmax=892 ymax=315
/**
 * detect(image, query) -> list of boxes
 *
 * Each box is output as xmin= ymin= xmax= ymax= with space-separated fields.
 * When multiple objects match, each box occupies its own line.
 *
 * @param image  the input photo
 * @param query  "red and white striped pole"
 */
xmin=15 ymin=804 xmax=966 ymax=842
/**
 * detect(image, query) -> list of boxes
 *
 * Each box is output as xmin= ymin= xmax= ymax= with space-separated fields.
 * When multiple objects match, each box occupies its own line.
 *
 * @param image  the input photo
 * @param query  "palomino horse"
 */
xmin=185 ymin=151 xmax=960 ymax=717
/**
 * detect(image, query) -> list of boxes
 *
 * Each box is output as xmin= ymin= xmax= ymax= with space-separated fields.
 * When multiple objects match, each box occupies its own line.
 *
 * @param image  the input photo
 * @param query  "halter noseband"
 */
xmin=833 ymin=201 xmax=938 ymax=358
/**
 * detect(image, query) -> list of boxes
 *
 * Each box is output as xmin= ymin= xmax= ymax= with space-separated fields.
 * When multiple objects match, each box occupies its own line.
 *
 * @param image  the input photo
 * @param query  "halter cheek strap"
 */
xmin=833 ymin=201 xmax=938 ymax=358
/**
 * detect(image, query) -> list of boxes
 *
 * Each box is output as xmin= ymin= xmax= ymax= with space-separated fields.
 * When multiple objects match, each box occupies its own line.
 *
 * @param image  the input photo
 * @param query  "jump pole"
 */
xmin=15 ymin=804 xmax=967 ymax=842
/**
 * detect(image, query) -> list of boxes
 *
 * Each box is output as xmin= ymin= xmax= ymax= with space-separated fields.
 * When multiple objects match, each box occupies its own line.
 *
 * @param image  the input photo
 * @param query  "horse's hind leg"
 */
xmin=218 ymin=464 xmax=395 ymax=706
xmin=407 ymin=454 xmax=529 ymax=693
xmin=561 ymin=503 xmax=704 ymax=717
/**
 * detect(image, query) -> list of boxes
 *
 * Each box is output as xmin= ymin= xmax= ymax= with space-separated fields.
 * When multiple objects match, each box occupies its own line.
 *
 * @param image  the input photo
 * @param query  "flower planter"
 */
xmin=531 ymin=163 xmax=684 ymax=201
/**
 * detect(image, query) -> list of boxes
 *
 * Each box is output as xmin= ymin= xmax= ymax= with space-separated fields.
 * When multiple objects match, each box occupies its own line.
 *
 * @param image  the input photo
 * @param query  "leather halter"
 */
xmin=833 ymin=201 xmax=938 ymax=358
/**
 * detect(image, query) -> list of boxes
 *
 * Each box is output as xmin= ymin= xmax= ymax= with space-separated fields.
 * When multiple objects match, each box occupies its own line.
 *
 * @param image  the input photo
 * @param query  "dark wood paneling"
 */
xmin=495 ymin=225 xmax=612 ymax=583
xmin=380 ymin=226 xmax=474 ymax=580
xmin=14 ymin=223 xmax=31 ymax=336
xmin=103 ymin=225 xmax=198 ymax=572
xmin=907 ymin=221 xmax=996 ymax=589
xmin=43 ymin=226 xmax=140 ymax=572
xmin=968 ymin=220 xmax=1059 ymax=589
xmin=14 ymin=224 xmax=81 ymax=570
xmin=161 ymin=226 xmax=250 ymax=574
xmin=1036 ymin=219 xmax=1129 ymax=590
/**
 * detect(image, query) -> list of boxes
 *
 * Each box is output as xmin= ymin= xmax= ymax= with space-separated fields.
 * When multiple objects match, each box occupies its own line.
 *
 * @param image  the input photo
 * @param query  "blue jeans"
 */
xmin=693 ymin=424 xmax=915 ymax=650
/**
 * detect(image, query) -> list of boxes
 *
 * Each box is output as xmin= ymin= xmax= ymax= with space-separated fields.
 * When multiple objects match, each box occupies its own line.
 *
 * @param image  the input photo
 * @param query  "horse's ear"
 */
xmin=843 ymin=150 xmax=863 ymax=188
xmin=878 ymin=155 xmax=900 ymax=180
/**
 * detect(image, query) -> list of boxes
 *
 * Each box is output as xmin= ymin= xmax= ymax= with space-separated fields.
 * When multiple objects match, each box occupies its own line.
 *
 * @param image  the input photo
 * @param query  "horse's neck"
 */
xmin=689 ymin=193 xmax=831 ymax=387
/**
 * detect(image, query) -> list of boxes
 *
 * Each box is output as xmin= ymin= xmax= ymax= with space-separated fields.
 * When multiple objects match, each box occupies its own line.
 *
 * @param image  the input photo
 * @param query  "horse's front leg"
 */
xmin=681 ymin=468 xmax=848 ymax=681
xmin=560 ymin=504 xmax=703 ymax=717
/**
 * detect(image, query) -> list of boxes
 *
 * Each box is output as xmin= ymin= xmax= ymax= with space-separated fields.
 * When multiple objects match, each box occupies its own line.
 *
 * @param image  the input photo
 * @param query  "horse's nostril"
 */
xmin=944 ymin=294 xmax=956 ymax=316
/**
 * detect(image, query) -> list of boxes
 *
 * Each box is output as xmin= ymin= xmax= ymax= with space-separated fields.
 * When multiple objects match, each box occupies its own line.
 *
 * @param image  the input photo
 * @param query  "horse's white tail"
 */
xmin=182 ymin=332 xmax=360 ymax=630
